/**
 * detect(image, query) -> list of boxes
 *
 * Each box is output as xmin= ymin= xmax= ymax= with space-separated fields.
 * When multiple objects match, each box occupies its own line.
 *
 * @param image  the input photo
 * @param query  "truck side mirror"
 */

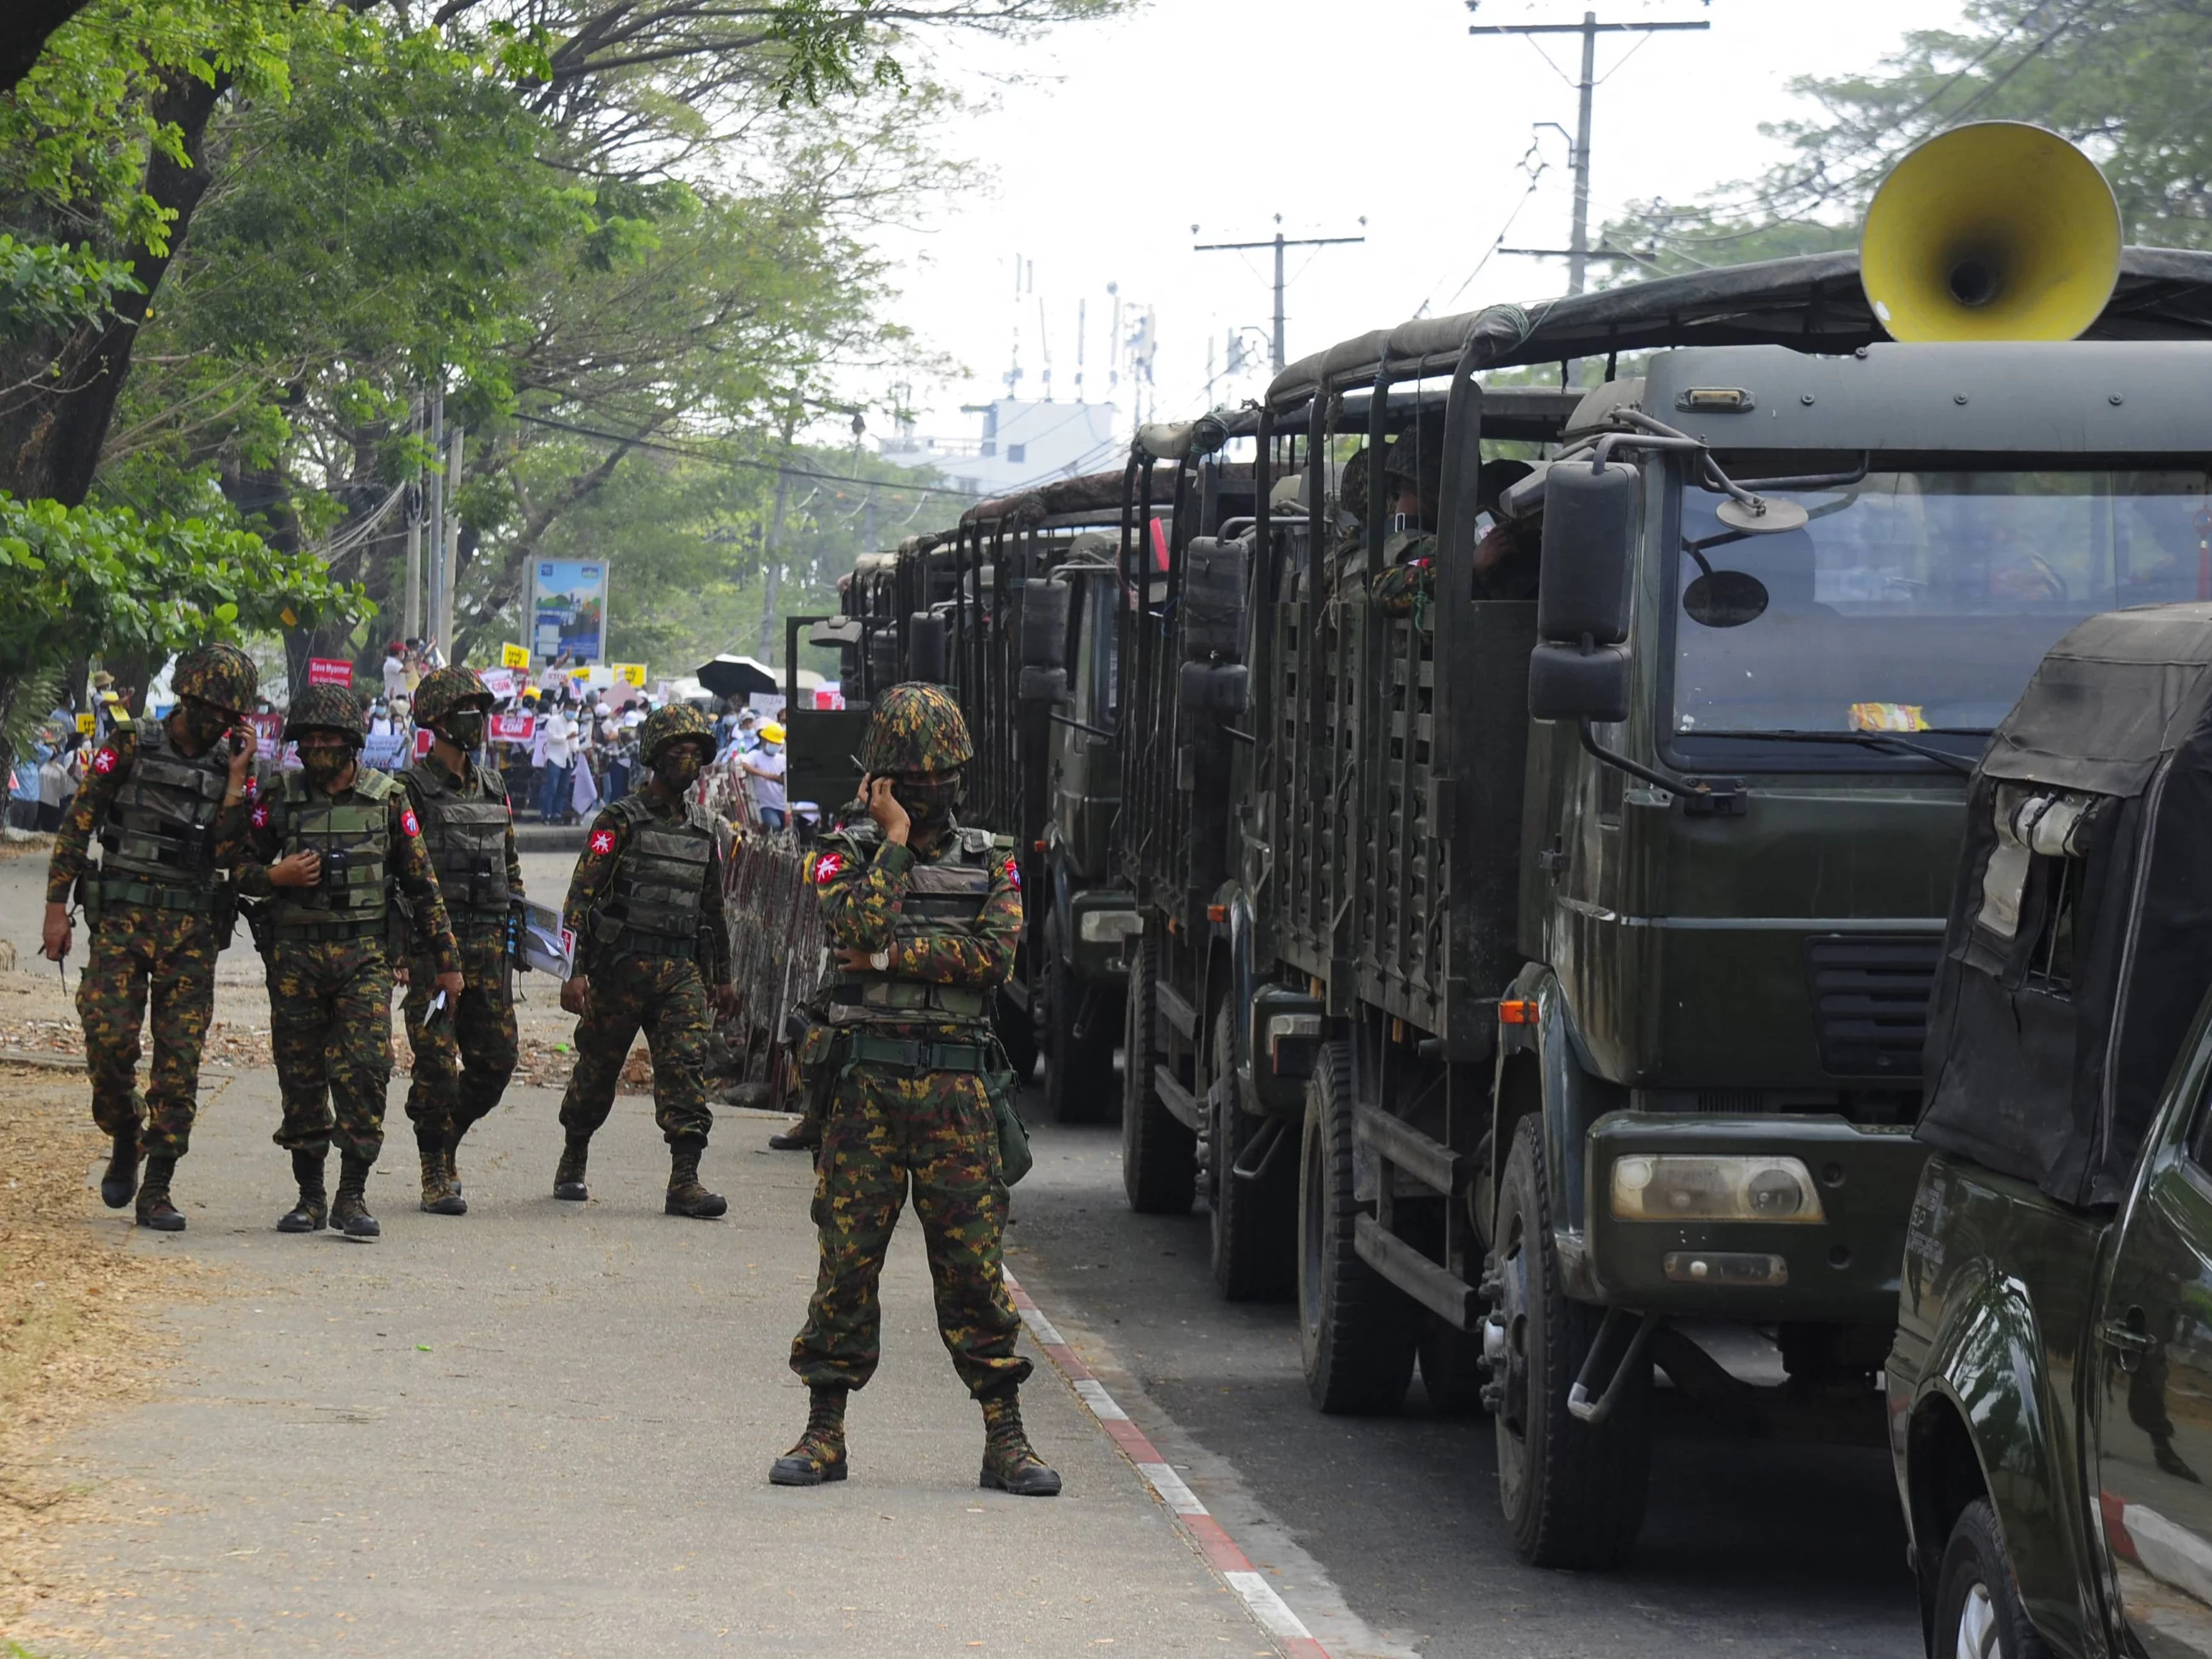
xmin=1529 ymin=464 xmax=1638 ymax=723
xmin=1177 ymin=537 xmax=1251 ymax=713
xmin=1018 ymin=579 xmax=1072 ymax=703
xmin=908 ymin=612 xmax=949 ymax=684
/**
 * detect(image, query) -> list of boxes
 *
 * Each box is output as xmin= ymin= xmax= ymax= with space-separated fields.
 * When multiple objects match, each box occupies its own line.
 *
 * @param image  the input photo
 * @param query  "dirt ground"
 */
xmin=0 ymin=1061 xmax=211 ymax=1648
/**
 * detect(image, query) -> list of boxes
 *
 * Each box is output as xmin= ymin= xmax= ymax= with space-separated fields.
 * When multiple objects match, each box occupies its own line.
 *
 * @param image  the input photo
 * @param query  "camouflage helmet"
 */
xmin=172 ymin=642 xmax=257 ymax=717
xmin=1383 ymin=420 xmax=1448 ymax=487
xmin=413 ymin=664 xmax=493 ymax=728
xmin=283 ymin=682 xmax=368 ymax=744
xmin=640 ymin=701 xmax=715 ymax=767
xmin=861 ymin=682 xmax=973 ymax=774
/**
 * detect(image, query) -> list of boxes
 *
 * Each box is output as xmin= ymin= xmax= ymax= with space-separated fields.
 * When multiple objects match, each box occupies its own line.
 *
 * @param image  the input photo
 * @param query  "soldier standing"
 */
xmin=234 ymin=684 xmax=461 ymax=1239
xmin=553 ymin=703 xmax=738 ymax=1216
xmin=396 ymin=666 xmax=523 ymax=1216
xmin=39 ymin=644 xmax=259 ymax=1231
xmin=772 ymin=683 xmax=1058 ymax=1497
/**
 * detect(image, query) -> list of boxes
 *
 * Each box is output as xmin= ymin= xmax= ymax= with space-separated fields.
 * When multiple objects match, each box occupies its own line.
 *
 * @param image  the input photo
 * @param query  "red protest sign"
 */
xmin=307 ymin=657 xmax=353 ymax=687
xmin=488 ymin=713 xmax=536 ymax=744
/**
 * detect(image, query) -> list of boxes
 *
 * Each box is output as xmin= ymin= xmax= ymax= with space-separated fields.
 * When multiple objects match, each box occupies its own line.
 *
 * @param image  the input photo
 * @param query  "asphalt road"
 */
xmin=1006 ymin=1111 xmax=1925 ymax=1659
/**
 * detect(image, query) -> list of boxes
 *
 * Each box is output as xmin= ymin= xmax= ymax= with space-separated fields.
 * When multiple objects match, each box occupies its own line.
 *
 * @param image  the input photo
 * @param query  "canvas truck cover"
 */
xmin=1919 ymin=603 xmax=2212 ymax=1206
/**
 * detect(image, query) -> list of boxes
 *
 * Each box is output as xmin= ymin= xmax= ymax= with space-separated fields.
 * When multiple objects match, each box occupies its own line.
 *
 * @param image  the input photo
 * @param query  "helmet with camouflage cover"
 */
xmin=640 ymin=701 xmax=715 ymax=767
xmin=172 ymin=642 xmax=258 ymax=717
xmin=284 ymin=682 xmax=368 ymax=744
xmin=413 ymin=664 xmax=493 ymax=727
xmin=1383 ymin=420 xmax=1448 ymax=487
xmin=860 ymin=681 xmax=973 ymax=774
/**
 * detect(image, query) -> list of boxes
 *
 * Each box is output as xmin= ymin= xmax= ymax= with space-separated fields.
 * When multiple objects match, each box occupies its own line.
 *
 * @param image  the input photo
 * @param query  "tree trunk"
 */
xmin=0 ymin=0 xmax=94 ymax=92
xmin=0 ymin=65 xmax=228 ymax=505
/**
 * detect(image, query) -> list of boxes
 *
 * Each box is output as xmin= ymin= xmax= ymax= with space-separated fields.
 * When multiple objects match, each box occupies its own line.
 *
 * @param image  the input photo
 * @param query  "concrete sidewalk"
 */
xmin=29 ymin=1073 xmax=1274 ymax=1656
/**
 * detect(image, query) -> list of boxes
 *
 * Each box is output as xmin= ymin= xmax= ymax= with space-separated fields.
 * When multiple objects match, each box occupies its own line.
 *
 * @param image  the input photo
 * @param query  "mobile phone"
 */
xmin=229 ymin=729 xmax=246 ymax=756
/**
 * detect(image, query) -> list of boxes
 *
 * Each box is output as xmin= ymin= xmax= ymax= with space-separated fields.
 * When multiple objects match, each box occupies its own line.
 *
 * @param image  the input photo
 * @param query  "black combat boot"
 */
xmin=328 ymin=1152 xmax=380 ymax=1240
xmin=278 ymin=1149 xmax=328 ymax=1233
xmin=769 ymin=1387 xmax=849 ymax=1485
xmin=100 ymin=1123 xmax=141 ymax=1209
xmin=418 ymin=1126 xmax=465 ymax=1216
xmin=134 ymin=1154 xmax=185 ymax=1232
xmin=664 ymin=1138 xmax=727 ymax=1218
xmin=767 ymin=1115 xmax=822 ymax=1152
xmin=553 ymin=1135 xmax=590 ymax=1201
xmin=978 ymin=1386 xmax=1061 ymax=1497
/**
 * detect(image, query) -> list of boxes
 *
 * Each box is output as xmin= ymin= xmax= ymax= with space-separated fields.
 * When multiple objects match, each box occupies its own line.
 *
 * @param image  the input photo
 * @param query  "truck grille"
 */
xmin=1802 ymin=934 xmax=1942 ymax=1079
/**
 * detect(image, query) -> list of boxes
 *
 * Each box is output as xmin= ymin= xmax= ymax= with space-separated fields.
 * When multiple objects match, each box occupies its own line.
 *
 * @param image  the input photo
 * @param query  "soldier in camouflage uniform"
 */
xmin=772 ymin=683 xmax=1059 ymax=1498
xmin=1371 ymin=448 xmax=1540 ymax=619
xmin=40 ymin=644 xmax=259 ymax=1230
xmin=396 ymin=666 xmax=523 ymax=1216
xmin=235 ymin=684 xmax=461 ymax=1240
xmin=554 ymin=703 xmax=738 ymax=1217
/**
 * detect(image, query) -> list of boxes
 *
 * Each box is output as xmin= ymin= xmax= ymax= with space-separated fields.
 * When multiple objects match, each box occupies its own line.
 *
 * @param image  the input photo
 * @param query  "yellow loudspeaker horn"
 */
xmin=1861 ymin=122 xmax=2122 ymax=343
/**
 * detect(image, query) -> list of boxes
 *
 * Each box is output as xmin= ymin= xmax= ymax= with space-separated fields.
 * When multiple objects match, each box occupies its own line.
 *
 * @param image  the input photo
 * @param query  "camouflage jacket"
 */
xmin=809 ymin=817 xmax=1022 ymax=992
xmin=45 ymin=720 xmax=252 ymax=904
xmin=562 ymin=787 xmax=731 ymax=985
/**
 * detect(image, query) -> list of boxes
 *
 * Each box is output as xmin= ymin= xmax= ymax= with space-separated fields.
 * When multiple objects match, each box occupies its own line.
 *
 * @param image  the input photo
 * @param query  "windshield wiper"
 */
xmin=1690 ymin=729 xmax=1985 ymax=776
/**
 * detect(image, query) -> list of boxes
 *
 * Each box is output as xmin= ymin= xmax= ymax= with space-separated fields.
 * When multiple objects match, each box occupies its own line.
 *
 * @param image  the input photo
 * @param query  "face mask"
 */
xmin=301 ymin=748 xmax=352 ymax=790
xmin=178 ymin=700 xmax=231 ymax=751
xmin=892 ymin=773 xmax=963 ymax=828
xmin=441 ymin=712 xmax=486 ymax=750
xmin=657 ymin=745 xmax=705 ymax=790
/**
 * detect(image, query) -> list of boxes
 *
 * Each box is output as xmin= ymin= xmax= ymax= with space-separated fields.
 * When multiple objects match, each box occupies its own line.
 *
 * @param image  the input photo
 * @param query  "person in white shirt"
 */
xmin=536 ymin=701 xmax=578 ymax=823
xmin=741 ymin=721 xmax=789 ymax=830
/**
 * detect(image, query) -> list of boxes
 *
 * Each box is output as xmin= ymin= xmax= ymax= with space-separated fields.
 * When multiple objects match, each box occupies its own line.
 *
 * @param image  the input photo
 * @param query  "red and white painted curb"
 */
xmin=1004 ymin=1267 xmax=1335 ymax=1659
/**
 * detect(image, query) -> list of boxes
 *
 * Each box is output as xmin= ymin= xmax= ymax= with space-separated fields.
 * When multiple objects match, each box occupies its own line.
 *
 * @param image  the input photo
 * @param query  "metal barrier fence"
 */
xmin=717 ymin=824 xmax=825 ymax=1103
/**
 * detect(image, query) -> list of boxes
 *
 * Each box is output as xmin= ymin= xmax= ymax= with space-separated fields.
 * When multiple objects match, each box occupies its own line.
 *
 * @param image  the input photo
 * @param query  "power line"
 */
xmin=1194 ymin=214 xmax=1366 ymax=372
xmin=510 ymin=410 xmax=978 ymax=499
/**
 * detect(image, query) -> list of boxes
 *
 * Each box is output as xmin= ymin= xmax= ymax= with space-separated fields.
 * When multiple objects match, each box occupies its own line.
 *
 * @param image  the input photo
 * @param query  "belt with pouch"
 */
xmin=95 ymin=878 xmax=214 ymax=915
xmin=842 ymin=1033 xmax=989 ymax=1073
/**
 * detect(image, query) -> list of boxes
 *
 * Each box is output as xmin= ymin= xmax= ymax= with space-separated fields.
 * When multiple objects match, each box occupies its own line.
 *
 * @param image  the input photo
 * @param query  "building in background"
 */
xmin=877 ymin=397 xmax=1120 ymax=496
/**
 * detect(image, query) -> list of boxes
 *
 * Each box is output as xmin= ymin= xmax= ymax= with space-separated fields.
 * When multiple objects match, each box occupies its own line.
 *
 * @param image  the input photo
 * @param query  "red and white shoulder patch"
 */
xmin=811 ymin=851 xmax=846 ymax=885
xmin=400 ymin=807 xmax=421 ymax=838
xmin=250 ymin=801 xmax=271 ymax=829
xmin=589 ymin=827 xmax=617 ymax=858
xmin=91 ymin=748 xmax=117 ymax=776
xmin=1003 ymin=856 xmax=1021 ymax=891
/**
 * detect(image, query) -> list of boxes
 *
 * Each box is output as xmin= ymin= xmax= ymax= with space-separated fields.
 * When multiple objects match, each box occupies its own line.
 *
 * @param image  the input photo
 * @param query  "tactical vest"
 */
xmin=96 ymin=722 xmax=229 ymax=909
xmin=271 ymin=768 xmax=396 ymax=938
xmin=827 ymin=826 xmax=1007 ymax=1029
xmin=595 ymin=795 xmax=716 ymax=961
xmin=403 ymin=759 xmax=510 ymax=922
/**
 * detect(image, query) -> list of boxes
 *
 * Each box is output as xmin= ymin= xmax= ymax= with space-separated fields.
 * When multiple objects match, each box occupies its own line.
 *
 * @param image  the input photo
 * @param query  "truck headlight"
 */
xmin=1077 ymin=909 xmax=1143 ymax=945
xmin=1610 ymin=1155 xmax=1825 ymax=1223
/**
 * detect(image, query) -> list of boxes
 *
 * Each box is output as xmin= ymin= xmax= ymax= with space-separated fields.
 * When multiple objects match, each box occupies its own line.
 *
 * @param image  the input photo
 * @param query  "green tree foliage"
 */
xmin=1601 ymin=1 xmax=2212 ymax=277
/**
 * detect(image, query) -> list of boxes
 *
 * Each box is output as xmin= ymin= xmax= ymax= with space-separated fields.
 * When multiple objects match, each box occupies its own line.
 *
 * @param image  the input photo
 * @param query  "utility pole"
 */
xmin=425 ymin=383 xmax=444 ymax=652
xmin=440 ymin=421 xmax=462 ymax=658
xmin=756 ymin=407 xmax=800 ymax=663
xmin=1468 ymin=8 xmax=1709 ymax=296
xmin=402 ymin=393 xmax=423 ymax=640
xmin=1194 ymin=215 xmax=1365 ymax=373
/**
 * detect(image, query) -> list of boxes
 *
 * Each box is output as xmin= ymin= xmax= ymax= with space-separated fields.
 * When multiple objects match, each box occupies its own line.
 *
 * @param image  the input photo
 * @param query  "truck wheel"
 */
xmin=1042 ymin=915 xmax=1116 ymax=1123
xmin=1936 ymin=1499 xmax=2052 ymax=1659
xmin=1121 ymin=932 xmax=1194 ymax=1213
xmin=1491 ymin=1115 xmax=1650 ymax=1569
xmin=1297 ymin=1040 xmax=1417 ymax=1412
xmin=1209 ymin=998 xmax=1294 ymax=1301
xmin=1417 ymin=1319 xmax=1490 ymax=1417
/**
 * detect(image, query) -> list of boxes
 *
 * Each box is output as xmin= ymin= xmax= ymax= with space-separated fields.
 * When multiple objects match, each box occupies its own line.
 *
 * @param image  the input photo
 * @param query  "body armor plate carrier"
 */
xmin=271 ymin=769 xmax=396 ymax=939
xmin=402 ymin=760 xmax=510 ymax=922
xmin=594 ymin=795 xmax=716 ymax=961
xmin=96 ymin=723 xmax=229 ymax=910
xmin=826 ymin=826 xmax=1005 ymax=1027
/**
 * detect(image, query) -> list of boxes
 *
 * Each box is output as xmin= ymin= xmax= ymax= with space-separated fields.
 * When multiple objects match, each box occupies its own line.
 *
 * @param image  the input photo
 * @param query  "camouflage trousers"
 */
xmin=402 ymin=923 xmax=517 ymax=1139
xmin=266 ymin=937 xmax=393 ymax=1165
xmin=75 ymin=903 xmax=220 ymax=1159
xmin=790 ymin=1059 xmax=1029 ymax=1399
xmin=557 ymin=954 xmax=713 ymax=1145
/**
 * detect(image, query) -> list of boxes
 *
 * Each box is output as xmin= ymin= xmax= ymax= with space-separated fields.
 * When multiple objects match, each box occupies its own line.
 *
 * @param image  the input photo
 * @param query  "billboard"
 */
xmin=532 ymin=560 xmax=608 ymax=664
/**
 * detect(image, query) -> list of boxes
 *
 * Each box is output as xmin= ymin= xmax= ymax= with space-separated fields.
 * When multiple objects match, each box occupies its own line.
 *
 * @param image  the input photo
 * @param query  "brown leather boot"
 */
xmin=978 ymin=1388 xmax=1062 ymax=1497
xmin=418 ymin=1127 xmax=465 ymax=1216
xmin=769 ymin=1387 xmax=849 ymax=1485
xmin=664 ymin=1139 xmax=727 ymax=1218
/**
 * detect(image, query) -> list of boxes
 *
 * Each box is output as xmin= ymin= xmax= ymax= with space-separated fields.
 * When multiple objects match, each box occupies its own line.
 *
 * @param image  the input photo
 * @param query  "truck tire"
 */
xmin=1121 ymin=932 xmax=1194 ymax=1213
xmin=1936 ymin=1498 xmax=2052 ymax=1659
xmin=1209 ymin=998 xmax=1294 ymax=1301
xmin=1417 ymin=1319 xmax=1490 ymax=1417
xmin=1491 ymin=1115 xmax=1650 ymax=1569
xmin=1042 ymin=914 xmax=1115 ymax=1123
xmin=1297 ymin=1040 xmax=1417 ymax=1412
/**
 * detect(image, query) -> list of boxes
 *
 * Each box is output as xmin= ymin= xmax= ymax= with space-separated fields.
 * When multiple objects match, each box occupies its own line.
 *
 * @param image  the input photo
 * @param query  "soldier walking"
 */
xmin=39 ymin=645 xmax=259 ymax=1231
xmin=553 ymin=704 xmax=738 ymax=1216
xmin=772 ymin=683 xmax=1059 ymax=1497
xmin=235 ymin=685 xmax=461 ymax=1239
xmin=396 ymin=666 xmax=523 ymax=1215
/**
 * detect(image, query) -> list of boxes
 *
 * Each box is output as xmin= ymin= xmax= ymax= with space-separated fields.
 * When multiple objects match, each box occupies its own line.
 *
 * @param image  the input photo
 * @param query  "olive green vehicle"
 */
xmin=1890 ymin=605 xmax=2212 ymax=1659
xmin=1126 ymin=243 xmax=2212 ymax=1571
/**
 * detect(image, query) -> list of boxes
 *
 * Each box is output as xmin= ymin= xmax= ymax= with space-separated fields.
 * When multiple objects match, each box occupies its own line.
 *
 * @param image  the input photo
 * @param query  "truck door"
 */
xmin=2092 ymin=1065 xmax=2212 ymax=1658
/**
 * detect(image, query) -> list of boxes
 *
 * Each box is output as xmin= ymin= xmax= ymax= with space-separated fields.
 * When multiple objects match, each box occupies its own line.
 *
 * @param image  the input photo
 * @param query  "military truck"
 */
xmin=1115 ymin=142 xmax=2212 ymax=1562
xmin=1890 ymin=605 xmax=2212 ymax=1659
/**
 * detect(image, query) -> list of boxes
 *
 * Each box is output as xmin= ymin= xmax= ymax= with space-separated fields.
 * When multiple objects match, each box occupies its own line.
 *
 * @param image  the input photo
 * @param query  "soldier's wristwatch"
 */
xmin=868 ymin=948 xmax=890 ymax=972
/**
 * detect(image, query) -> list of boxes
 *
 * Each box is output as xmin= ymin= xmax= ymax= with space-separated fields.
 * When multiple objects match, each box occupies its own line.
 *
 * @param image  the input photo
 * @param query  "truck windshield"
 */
xmin=1672 ymin=466 xmax=2212 ymax=737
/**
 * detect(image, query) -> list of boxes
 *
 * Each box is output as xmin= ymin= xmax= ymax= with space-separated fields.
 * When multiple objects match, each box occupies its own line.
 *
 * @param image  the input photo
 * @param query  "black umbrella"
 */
xmin=695 ymin=654 xmax=779 ymax=698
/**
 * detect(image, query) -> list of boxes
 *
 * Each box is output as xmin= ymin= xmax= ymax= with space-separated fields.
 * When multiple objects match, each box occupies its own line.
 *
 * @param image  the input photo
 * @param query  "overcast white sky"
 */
xmin=855 ymin=0 xmax=1968 ymax=456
